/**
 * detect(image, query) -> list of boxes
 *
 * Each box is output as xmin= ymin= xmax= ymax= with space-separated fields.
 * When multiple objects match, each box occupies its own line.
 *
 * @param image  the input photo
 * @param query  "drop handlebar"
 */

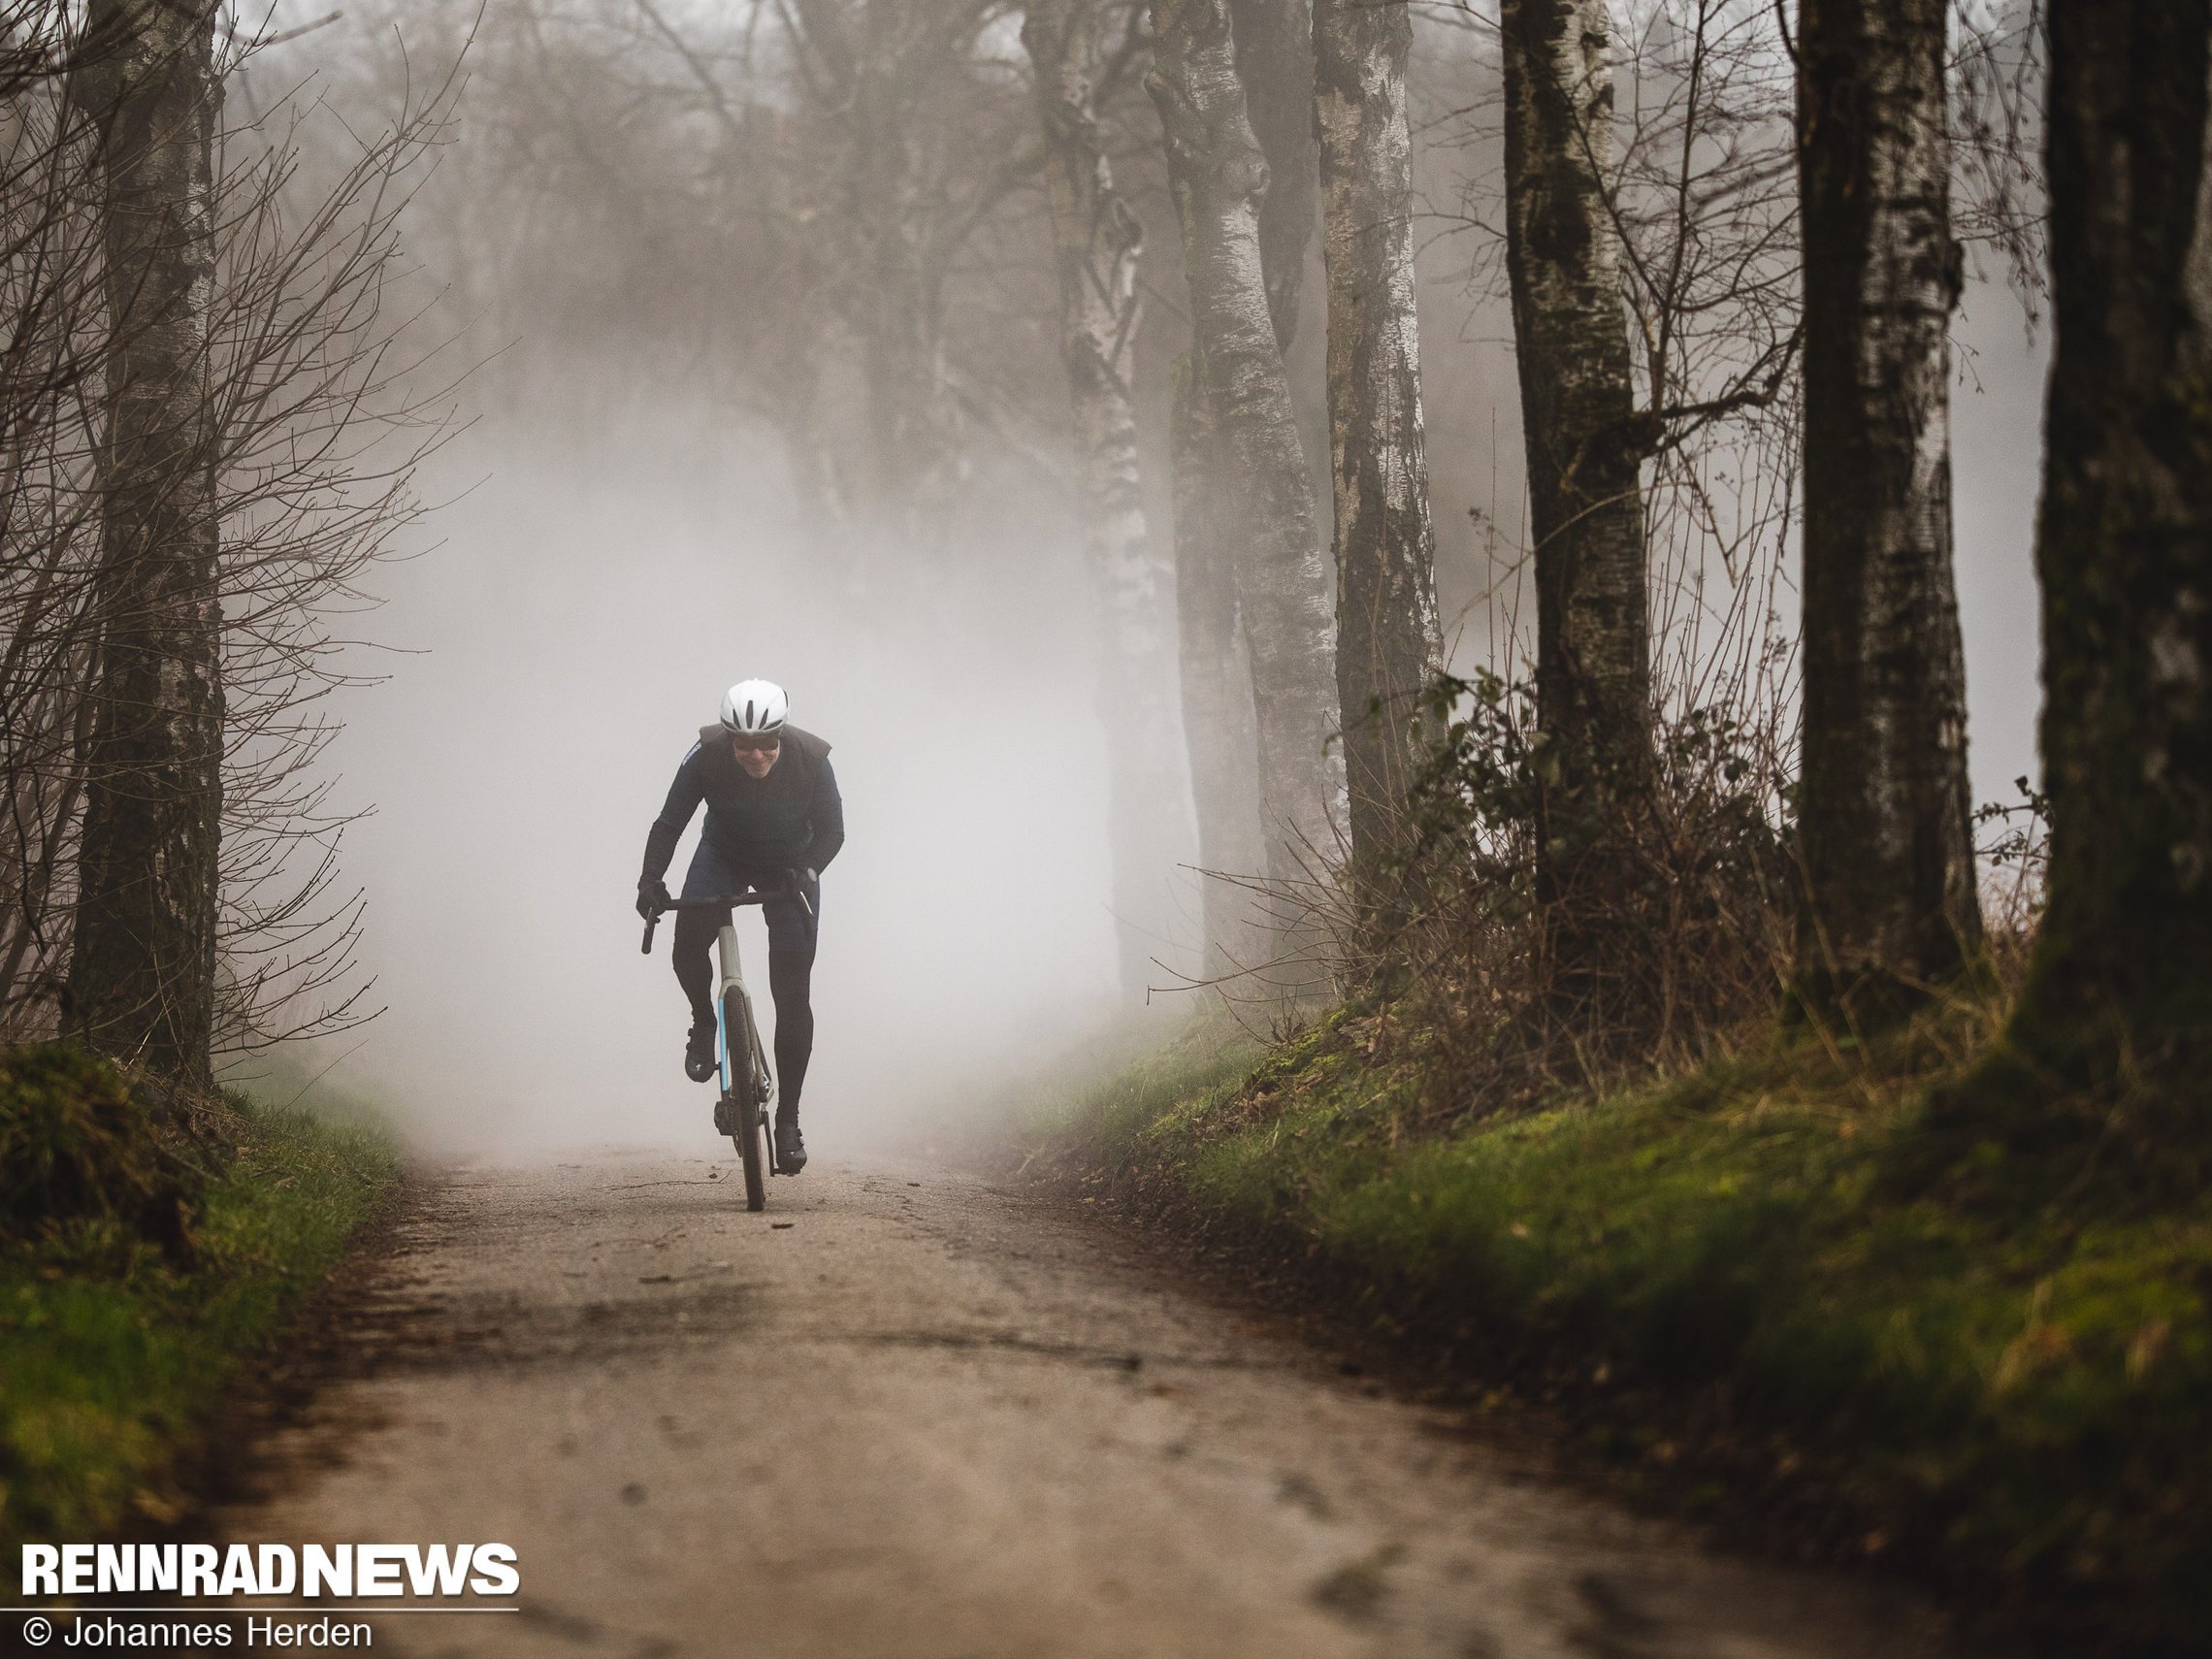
xmin=639 ymin=876 xmax=813 ymax=954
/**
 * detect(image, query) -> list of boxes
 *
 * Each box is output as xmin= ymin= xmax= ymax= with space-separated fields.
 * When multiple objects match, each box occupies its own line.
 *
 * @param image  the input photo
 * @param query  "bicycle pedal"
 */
xmin=712 ymin=1097 xmax=733 ymax=1136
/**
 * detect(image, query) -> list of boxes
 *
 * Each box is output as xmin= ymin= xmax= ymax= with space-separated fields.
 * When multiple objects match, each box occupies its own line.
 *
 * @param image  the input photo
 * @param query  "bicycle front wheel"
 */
xmin=726 ymin=988 xmax=768 ymax=1212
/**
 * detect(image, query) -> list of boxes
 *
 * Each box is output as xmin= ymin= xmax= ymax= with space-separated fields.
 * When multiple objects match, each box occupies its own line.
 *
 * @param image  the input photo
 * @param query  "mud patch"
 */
xmin=342 ymin=1280 xmax=765 ymax=1377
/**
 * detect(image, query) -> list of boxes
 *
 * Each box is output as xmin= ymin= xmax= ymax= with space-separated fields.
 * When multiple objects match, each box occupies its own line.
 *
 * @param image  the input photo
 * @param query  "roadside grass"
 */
xmin=1045 ymin=1005 xmax=2212 ymax=1652
xmin=0 ymin=1045 xmax=398 ymax=1550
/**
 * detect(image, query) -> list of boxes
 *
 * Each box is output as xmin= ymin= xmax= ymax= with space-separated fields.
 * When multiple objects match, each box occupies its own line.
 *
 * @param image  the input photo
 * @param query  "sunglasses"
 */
xmin=731 ymin=734 xmax=782 ymax=754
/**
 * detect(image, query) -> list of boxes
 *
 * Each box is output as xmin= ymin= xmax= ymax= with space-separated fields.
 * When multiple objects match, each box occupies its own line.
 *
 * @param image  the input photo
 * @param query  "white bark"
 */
xmin=1171 ymin=354 xmax=1271 ymax=979
xmin=1315 ymin=0 xmax=1443 ymax=870
xmin=1795 ymin=0 xmax=1978 ymax=1005
xmin=1023 ymin=0 xmax=1194 ymax=996
xmin=1150 ymin=0 xmax=1342 ymax=918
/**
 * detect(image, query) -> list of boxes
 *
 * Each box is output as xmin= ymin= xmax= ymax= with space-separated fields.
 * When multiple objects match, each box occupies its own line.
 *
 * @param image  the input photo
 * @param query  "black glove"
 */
xmin=636 ymin=878 xmax=670 ymax=921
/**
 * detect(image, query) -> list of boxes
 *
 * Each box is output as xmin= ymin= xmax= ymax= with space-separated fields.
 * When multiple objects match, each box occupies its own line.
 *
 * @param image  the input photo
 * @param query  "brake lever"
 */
xmin=640 ymin=909 xmax=660 ymax=955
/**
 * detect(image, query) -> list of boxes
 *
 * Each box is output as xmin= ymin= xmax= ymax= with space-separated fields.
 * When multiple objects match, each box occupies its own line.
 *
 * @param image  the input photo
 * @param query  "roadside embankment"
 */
xmin=0 ymin=1044 xmax=398 ymax=1550
xmin=1035 ymin=1010 xmax=2211 ymax=1655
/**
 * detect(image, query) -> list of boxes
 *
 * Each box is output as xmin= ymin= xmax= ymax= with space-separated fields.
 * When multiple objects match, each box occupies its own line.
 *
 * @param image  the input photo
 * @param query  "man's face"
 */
xmin=732 ymin=733 xmax=781 ymax=778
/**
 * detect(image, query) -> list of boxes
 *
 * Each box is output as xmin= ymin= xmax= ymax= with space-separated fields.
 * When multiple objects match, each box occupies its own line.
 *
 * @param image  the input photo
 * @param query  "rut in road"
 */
xmin=212 ymin=1155 xmax=1968 ymax=1659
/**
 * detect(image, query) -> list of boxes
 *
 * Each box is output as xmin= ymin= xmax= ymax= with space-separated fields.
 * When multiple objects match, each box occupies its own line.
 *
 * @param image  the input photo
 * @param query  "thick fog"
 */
xmin=302 ymin=326 xmax=2043 ymax=1160
xmin=254 ymin=2 xmax=2049 ymax=1156
xmin=1952 ymin=298 xmax=2049 ymax=815
xmin=297 ymin=399 xmax=1174 ymax=1155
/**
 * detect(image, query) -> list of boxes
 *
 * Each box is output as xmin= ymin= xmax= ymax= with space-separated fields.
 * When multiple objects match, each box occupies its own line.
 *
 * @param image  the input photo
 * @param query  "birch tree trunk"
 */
xmin=1171 ymin=353 xmax=1270 ymax=978
xmin=67 ymin=0 xmax=224 ymax=1083
xmin=1168 ymin=0 xmax=1311 ymax=979
xmin=1501 ymin=0 xmax=1654 ymax=992
xmin=1225 ymin=0 xmax=1318 ymax=352
xmin=2012 ymin=0 xmax=2212 ymax=1085
xmin=1023 ymin=0 xmax=1193 ymax=998
xmin=1314 ymin=0 xmax=1443 ymax=874
xmin=1794 ymin=0 xmax=1978 ymax=1015
xmin=1151 ymin=0 xmax=1341 ymax=921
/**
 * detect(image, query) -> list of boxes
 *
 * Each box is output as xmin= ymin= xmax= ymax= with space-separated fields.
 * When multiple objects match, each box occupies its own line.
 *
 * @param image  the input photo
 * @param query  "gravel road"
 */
xmin=210 ymin=1152 xmax=1966 ymax=1659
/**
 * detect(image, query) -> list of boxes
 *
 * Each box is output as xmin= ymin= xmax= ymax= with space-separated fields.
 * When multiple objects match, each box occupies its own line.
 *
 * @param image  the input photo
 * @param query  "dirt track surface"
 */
xmin=212 ymin=1154 xmax=1963 ymax=1659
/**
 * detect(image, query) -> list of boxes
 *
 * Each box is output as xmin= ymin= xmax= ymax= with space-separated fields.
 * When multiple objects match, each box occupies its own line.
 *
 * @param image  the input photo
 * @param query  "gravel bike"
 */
xmin=640 ymin=879 xmax=807 ymax=1211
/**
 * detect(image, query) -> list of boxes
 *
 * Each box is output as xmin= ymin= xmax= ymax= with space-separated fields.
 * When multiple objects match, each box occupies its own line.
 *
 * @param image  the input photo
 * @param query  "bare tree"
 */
xmin=415 ymin=0 xmax=1047 ymax=543
xmin=64 ymin=0 xmax=228 ymax=1081
xmin=789 ymin=0 xmax=1014 ymax=521
xmin=2010 ymin=0 xmax=2212 ymax=1101
xmin=0 ymin=0 xmax=113 ymax=1041
xmin=1793 ymin=0 xmax=1978 ymax=1016
xmin=1023 ymin=0 xmax=1191 ymax=996
xmin=1499 ymin=0 xmax=1657 ymax=997
xmin=0 ymin=8 xmax=449 ymax=1064
xmin=686 ymin=0 xmax=1055 ymax=537
xmin=1314 ymin=0 xmax=1443 ymax=875
xmin=1150 ymin=0 xmax=1340 ymax=947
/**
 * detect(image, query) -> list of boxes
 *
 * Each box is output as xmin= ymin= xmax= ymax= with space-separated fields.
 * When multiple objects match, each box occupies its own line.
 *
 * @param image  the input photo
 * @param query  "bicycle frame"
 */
xmin=639 ymin=875 xmax=814 ymax=1154
xmin=712 ymin=917 xmax=770 ymax=1110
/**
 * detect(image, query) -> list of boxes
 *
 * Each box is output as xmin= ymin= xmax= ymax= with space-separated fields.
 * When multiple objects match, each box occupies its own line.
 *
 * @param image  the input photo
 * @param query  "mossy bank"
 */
xmin=0 ymin=1044 xmax=398 ymax=1552
xmin=1040 ymin=1011 xmax=2211 ymax=1656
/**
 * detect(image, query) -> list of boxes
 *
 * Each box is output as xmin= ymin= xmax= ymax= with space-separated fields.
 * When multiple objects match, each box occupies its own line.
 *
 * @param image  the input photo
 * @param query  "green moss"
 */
xmin=0 ymin=1062 xmax=397 ymax=1548
xmin=0 ymin=1044 xmax=203 ymax=1257
xmin=1058 ymin=1011 xmax=2212 ymax=1645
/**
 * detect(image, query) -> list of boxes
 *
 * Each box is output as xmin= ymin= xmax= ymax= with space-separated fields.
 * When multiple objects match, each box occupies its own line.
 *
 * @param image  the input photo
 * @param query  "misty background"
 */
xmin=244 ymin=0 xmax=2048 ymax=1155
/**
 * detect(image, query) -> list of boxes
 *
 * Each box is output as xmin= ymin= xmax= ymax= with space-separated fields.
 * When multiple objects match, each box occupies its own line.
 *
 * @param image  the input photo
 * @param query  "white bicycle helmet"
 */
xmin=719 ymin=678 xmax=789 ymax=736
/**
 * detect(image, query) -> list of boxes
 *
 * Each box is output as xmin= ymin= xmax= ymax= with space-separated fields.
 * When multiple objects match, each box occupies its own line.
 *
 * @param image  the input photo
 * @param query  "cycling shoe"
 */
xmin=685 ymin=1021 xmax=717 ymax=1084
xmin=773 ymin=1119 xmax=807 ymax=1174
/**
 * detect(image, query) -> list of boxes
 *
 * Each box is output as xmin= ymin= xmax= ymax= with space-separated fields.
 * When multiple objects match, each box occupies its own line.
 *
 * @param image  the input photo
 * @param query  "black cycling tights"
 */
xmin=764 ymin=954 xmax=815 ymax=1121
xmin=672 ymin=911 xmax=815 ymax=1122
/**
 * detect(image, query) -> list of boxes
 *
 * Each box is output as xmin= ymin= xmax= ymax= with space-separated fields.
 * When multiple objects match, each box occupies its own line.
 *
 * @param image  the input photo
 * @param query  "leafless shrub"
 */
xmin=1328 ymin=664 xmax=1789 ymax=1121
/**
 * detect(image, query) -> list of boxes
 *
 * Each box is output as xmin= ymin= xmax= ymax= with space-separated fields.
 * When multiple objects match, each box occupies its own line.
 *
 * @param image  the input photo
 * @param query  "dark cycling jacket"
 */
xmin=639 ymin=724 xmax=845 ymax=887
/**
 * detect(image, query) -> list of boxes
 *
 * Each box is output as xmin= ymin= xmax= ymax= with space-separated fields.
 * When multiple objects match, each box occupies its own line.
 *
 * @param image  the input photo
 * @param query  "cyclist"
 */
xmin=635 ymin=679 xmax=843 ymax=1173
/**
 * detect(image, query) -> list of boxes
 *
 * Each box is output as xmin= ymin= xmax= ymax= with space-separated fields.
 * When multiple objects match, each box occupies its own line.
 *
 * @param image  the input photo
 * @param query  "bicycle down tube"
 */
xmin=640 ymin=877 xmax=812 ymax=1202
